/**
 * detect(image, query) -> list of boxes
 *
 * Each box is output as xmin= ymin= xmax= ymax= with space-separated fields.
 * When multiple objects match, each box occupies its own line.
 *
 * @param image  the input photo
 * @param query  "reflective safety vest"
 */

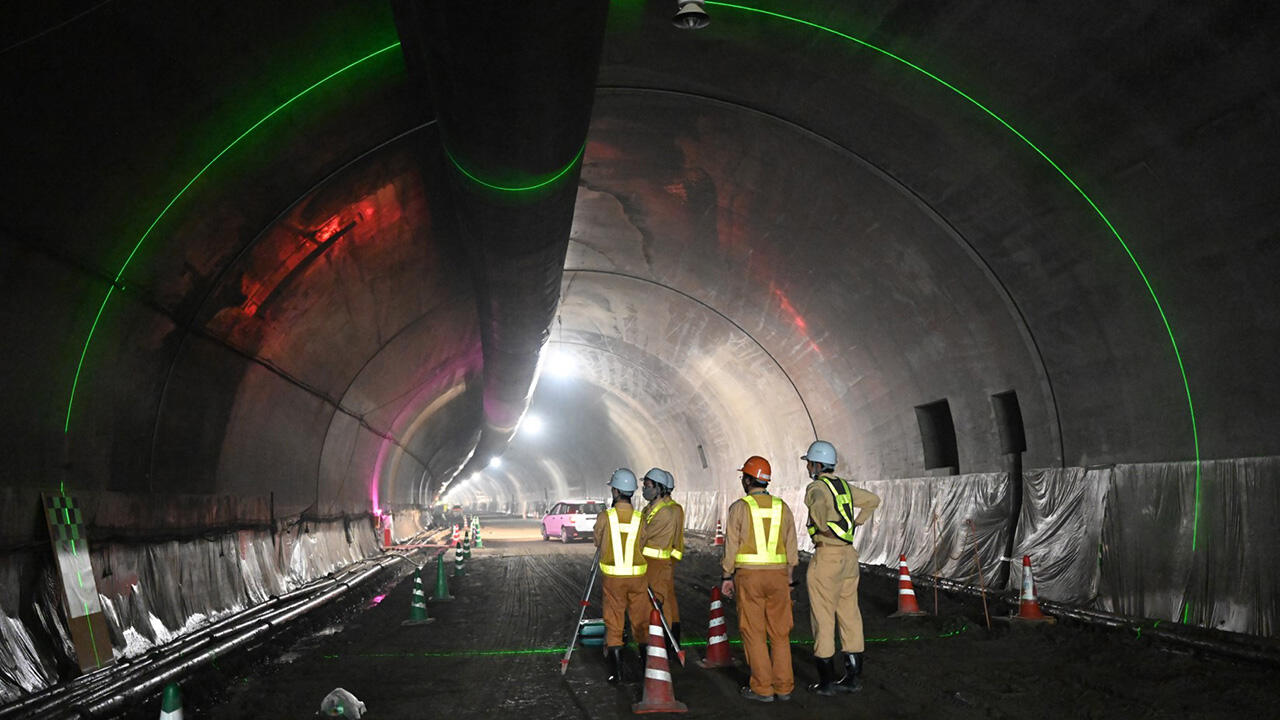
xmin=600 ymin=508 xmax=647 ymax=577
xmin=734 ymin=493 xmax=787 ymax=565
xmin=807 ymin=475 xmax=856 ymax=544
xmin=641 ymin=497 xmax=685 ymax=561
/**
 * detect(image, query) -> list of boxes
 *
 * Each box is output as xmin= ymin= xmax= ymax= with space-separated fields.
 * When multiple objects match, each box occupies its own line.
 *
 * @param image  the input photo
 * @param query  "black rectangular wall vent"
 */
xmin=915 ymin=399 xmax=959 ymax=472
xmin=990 ymin=390 xmax=1027 ymax=455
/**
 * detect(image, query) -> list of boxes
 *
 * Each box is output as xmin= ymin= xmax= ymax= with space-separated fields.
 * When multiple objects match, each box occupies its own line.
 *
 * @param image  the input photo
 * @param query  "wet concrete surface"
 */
xmin=190 ymin=516 xmax=1275 ymax=719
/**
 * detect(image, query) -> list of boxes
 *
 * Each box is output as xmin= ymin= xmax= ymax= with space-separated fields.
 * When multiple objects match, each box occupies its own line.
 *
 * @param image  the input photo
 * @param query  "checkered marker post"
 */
xmin=633 ymin=609 xmax=688 ymax=714
xmin=889 ymin=554 xmax=928 ymax=617
xmin=158 ymin=683 xmax=183 ymax=720
xmin=696 ymin=586 xmax=733 ymax=668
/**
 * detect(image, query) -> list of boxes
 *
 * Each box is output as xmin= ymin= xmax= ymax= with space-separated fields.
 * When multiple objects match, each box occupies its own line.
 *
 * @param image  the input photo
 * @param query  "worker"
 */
xmin=721 ymin=455 xmax=799 ymax=703
xmin=801 ymin=440 xmax=881 ymax=695
xmin=640 ymin=467 xmax=685 ymax=643
xmin=593 ymin=467 xmax=651 ymax=683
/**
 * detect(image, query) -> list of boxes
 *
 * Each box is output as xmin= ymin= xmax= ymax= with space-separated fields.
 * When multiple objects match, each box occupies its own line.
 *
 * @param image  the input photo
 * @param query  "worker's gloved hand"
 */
xmin=721 ymin=578 xmax=735 ymax=599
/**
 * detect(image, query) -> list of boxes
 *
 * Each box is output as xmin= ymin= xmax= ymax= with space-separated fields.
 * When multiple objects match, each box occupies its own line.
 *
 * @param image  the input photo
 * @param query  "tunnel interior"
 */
xmin=2 ymin=0 xmax=1279 ymax=704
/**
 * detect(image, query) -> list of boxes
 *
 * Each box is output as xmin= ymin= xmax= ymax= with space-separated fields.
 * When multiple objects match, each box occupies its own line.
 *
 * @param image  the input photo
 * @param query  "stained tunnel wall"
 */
xmin=1 ymin=0 xmax=1280 ymax=696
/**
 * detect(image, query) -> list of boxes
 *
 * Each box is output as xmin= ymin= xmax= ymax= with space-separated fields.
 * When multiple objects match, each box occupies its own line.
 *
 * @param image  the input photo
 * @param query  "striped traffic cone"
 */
xmin=159 ymin=682 xmax=183 ymax=720
xmin=454 ymin=546 xmax=466 ymax=577
xmin=633 ymin=608 xmax=688 ymax=713
xmin=696 ymin=586 xmax=733 ymax=668
xmin=474 ymin=527 xmax=484 ymax=549
xmin=430 ymin=554 xmax=454 ymax=602
xmin=889 ymin=554 xmax=928 ymax=617
xmin=403 ymin=567 xmax=434 ymax=625
xmin=452 ymin=524 xmax=462 ymax=548
xmin=463 ymin=529 xmax=472 ymax=559
xmin=712 ymin=520 xmax=725 ymax=547
xmin=1014 ymin=555 xmax=1052 ymax=623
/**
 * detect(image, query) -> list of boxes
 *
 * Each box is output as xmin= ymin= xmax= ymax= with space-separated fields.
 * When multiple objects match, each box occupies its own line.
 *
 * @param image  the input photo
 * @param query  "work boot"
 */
xmin=670 ymin=622 xmax=682 ymax=646
xmin=606 ymin=646 xmax=623 ymax=684
xmin=807 ymin=655 xmax=838 ymax=696
xmin=834 ymin=651 xmax=863 ymax=693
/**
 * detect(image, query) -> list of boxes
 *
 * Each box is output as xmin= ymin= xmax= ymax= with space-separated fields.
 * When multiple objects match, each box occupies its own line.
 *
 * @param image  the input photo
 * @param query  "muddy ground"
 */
xmin=156 ymin=516 xmax=1275 ymax=719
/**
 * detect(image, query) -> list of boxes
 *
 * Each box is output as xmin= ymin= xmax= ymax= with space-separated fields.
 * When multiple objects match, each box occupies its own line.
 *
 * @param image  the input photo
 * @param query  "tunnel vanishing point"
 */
xmin=1 ymin=0 xmax=1278 ymax=710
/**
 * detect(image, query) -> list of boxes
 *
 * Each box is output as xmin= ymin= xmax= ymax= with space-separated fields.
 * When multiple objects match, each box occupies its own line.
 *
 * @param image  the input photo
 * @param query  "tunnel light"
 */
xmin=521 ymin=414 xmax=544 ymax=436
xmin=673 ymin=1 xmax=710 ymax=29
xmin=544 ymin=350 xmax=577 ymax=378
xmin=471 ymin=472 xmax=481 ymax=481
xmin=489 ymin=457 xmax=502 ymax=469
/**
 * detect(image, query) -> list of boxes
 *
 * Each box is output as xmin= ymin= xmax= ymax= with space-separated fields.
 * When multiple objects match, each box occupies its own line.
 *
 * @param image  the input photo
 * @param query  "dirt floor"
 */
xmin=182 ymin=516 xmax=1275 ymax=719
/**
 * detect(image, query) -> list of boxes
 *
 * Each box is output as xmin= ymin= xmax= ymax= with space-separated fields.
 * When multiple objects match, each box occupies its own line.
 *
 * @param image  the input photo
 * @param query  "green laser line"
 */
xmin=82 ymin=600 xmax=103 ymax=667
xmin=444 ymin=142 xmax=586 ymax=192
xmin=320 ymin=626 xmax=968 ymax=660
xmin=706 ymin=1 xmax=1202 ymax=550
xmin=63 ymin=42 xmax=404 ymax=433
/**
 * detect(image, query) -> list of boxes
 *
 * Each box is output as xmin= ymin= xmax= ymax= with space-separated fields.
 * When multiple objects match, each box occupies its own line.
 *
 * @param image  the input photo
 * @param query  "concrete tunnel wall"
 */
xmin=1 ymin=0 xmax=1279 ymax=689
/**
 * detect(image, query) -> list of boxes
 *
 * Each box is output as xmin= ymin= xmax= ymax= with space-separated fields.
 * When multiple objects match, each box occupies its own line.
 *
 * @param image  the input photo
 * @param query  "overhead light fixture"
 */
xmin=672 ymin=1 xmax=710 ymax=30
xmin=489 ymin=457 xmax=502 ymax=469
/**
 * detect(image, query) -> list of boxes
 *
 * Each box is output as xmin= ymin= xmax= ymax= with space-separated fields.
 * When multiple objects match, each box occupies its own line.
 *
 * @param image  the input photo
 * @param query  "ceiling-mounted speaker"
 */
xmin=673 ymin=1 xmax=710 ymax=30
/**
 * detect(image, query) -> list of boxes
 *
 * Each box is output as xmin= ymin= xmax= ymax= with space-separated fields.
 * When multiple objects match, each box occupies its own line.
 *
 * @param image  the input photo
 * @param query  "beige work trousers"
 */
xmin=646 ymin=557 xmax=679 ymax=623
xmin=736 ymin=568 xmax=794 ymax=696
xmin=602 ymin=574 xmax=652 ymax=647
xmin=807 ymin=543 xmax=863 ymax=656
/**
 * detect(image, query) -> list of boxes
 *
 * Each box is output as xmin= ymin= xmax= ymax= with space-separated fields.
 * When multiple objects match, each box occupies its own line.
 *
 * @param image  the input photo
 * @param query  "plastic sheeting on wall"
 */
xmin=855 ymin=473 xmax=1012 ymax=585
xmin=1012 ymin=467 xmax=1110 ymax=603
xmin=0 ymin=516 xmax=381 ymax=701
xmin=852 ymin=457 xmax=1279 ymax=637
xmin=0 ymin=611 xmax=55 ymax=703
xmin=1099 ymin=457 xmax=1280 ymax=636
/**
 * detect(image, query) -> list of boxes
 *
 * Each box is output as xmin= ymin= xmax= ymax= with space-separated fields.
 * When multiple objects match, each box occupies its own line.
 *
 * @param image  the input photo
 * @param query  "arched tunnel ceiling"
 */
xmin=1 ymin=1 xmax=1278 ymax=526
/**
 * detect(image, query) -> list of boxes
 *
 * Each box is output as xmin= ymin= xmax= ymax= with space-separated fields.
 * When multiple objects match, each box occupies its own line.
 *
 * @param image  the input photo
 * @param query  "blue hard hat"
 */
xmin=609 ymin=468 xmax=638 ymax=492
xmin=802 ymin=440 xmax=837 ymax=466
xmin=643 ymin=468 xmax=675 ymax=490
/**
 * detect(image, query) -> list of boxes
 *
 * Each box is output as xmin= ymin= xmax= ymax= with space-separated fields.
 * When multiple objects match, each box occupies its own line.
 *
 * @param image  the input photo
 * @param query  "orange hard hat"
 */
xmin=738 ymin=456 xmax=772 ymax=481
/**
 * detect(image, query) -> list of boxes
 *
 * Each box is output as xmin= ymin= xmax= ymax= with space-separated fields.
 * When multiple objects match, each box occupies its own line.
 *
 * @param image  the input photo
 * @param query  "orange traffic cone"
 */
xmin=712 ymin=520 xmax=725 ymax=547
xmin=633 ymin=608 xmax=688 ymax=713
xmin=1014 ymin=555 xmax=1052 ymax=622
xmin=696 ymin=586 xmax=733 ymax=668
xmin=888 ymin=554 xmax=928 ymax=617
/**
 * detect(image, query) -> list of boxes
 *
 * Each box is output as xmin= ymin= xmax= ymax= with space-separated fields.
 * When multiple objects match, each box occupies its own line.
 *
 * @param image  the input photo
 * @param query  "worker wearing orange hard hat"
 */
xmin=720 ymin=455 xmax=799 ymax=703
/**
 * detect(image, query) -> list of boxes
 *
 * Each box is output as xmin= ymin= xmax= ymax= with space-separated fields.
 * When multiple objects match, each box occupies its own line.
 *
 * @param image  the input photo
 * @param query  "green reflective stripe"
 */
xmin=670 ymin=548 xmax=683 ymax=560
xmin=642 ymin=546 xmax=672 ymax=559
xmin=601 ymin=508 xmax=646 ymax=576
xmin=735 ymin=494 xmax=786 ymax=564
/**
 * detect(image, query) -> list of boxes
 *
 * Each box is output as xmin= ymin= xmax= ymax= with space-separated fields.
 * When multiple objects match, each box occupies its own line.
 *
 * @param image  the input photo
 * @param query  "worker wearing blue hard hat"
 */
xmin=640 ymin=467 xmax=685 ymax=644
xmin=801 ymin=440 xmax=880 ymax=696
xmin=593 ymin=467 xmax=650 ymax=683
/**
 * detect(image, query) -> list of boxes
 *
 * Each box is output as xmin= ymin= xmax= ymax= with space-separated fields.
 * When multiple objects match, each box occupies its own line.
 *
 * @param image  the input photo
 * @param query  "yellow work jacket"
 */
xmin=594 ymin=504 xmax=647 ymax=577
xmin=641 ymin=496 xmax=685 ymax=561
